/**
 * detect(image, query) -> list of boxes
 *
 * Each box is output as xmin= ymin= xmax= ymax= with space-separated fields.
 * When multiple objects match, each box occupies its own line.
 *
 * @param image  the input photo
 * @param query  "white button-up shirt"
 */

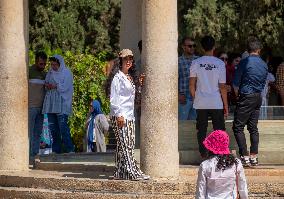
xmin=196 ymin=157 xmax=248 ymax=199
xmin=110 ymin=71 xmax=135 ymax=120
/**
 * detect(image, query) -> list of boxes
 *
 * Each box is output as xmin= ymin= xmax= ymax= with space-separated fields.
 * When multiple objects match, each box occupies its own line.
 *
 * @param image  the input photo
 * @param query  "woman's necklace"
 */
xmin=126 ymin=73 xmax=132 ymax=81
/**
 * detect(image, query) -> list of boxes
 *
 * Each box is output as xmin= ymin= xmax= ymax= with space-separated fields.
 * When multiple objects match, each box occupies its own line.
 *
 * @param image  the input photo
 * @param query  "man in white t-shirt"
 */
xmin=189 ymin=36 xmax=228 ymax=158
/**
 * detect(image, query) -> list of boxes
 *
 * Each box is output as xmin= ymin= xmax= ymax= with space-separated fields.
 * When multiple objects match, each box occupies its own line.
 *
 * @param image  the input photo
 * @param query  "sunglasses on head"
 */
xmin=185 ymin=44 xmax=196 ymax=48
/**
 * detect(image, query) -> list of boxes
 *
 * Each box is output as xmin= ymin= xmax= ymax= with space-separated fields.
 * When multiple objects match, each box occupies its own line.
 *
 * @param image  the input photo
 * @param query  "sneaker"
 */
xmin=132 ymin=174 xmax=150 ymax=181
xmin=141 ymin=174 xmax=150 ymax=180
xmin=240 ymin=156 xmax=251 ymax=167
xmin=250 ymin=155 xmax=258 ymax=166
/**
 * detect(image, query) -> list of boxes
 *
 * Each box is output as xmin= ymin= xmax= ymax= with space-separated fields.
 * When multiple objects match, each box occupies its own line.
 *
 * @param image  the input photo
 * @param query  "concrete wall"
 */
xmin=120 ymin=0 xmax=142 ymax=59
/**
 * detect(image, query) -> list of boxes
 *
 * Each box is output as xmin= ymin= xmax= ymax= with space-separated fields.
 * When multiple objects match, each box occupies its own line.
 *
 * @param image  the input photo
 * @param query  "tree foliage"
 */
xmin=29 ymin=0 xmax=121 ymax=55
xmin=183 ymin=0 xmax=284 ymax=55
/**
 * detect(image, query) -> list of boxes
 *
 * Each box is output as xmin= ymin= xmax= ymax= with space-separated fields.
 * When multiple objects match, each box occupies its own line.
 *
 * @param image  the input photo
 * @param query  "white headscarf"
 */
xmin=45 ymin=54 xmax=74 ymax=106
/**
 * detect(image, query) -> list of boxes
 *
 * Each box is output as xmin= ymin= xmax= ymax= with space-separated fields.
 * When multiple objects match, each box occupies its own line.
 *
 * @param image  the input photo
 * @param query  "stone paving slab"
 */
xmin=33 ymin=160 xmax=284 ymax=178
xmin=0 ymin=187 xmax=194 ymax=199
xmin=0 ymin=169 xmax=283 ymax=197
xmin=1 ymin=186 xmax=283 ymax=199
xmin=0 ymin=171 xmax=194 ymax=195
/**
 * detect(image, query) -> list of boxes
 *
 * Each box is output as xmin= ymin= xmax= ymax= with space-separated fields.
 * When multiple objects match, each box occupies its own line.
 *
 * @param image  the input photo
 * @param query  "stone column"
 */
xmin=0 ymin=0 xmax=29 ymax=170
xmin=141 ymin=0 xmax=179 ymax=179
xmin=119 ymin=0 xmax=142 ymax=59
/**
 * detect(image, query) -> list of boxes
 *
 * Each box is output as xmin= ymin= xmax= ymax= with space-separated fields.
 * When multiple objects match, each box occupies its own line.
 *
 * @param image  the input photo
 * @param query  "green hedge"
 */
xmin=29 ymin=49 xmax=110 ymax=151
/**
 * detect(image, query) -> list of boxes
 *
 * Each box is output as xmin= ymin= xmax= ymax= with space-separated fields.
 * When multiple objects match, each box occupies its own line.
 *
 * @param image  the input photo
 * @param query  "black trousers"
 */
xmin=232 ymin=93 xmax=262 ymax=156
xmin=196 ymin=109 xmax=225 ymax=155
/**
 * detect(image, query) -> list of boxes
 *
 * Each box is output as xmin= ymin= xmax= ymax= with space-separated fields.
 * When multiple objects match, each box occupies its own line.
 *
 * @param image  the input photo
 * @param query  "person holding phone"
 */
xmin=42 ymin=55 xmax=74 ymax=154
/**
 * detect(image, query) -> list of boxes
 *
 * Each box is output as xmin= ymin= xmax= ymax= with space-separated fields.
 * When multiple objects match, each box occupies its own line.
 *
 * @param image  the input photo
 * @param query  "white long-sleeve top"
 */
xmin=196 ymin=157 xmax=248 ymax=199
xmin=110 ymin=71 xmax=135 ymax=120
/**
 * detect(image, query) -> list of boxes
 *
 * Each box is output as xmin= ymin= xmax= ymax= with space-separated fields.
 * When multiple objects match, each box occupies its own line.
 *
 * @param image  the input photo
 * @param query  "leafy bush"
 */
xmin=29 ymin=49 xmax=109 ymax=151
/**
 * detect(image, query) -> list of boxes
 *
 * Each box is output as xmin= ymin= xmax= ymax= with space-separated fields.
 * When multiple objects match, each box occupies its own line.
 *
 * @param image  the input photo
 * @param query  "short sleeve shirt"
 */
xmin=190 ymin=56 xmax=226 ymax=109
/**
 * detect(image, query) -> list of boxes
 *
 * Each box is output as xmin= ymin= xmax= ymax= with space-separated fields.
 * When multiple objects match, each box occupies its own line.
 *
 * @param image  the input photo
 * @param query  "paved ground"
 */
xmin=1 ymin=164 xmax=284 ymax=182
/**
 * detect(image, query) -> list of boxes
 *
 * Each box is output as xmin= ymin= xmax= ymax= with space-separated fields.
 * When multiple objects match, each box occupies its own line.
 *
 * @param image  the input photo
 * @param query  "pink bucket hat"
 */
xmin=203 ymin=130 xmax=230 ymax=155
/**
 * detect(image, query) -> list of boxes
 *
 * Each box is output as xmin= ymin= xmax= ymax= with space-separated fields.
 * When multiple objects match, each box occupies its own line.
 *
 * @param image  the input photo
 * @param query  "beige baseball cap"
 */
xmin=119 ymin=49 xmax=133 ymax=58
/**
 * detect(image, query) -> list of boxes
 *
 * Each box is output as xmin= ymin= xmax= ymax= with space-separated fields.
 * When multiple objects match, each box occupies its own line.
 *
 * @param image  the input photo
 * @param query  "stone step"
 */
xmin=0 ymin=170 xmax=283 ymax=198
xmin=0 ymin=173 xmax=195 ymax=195
xmin=0 ymin=186 xmax=194 ymax=199
xmin=35 ymin=150 xmax=284 ymax=167
xmin=34 ymin=161 xmax=284 ymax=178
xmin=179 ymin=150 xmax=284 ymax=165
xmin=178 ymin=120 xmax=284 ymax=164
xmin=34 ymin=161 xmax=115 ymax=172
xmin=36 ymin=152 xmax=115 ymax=163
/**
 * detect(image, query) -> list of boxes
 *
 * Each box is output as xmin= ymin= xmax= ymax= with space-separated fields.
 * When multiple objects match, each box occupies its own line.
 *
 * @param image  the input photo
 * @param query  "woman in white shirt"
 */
xmin=196 ymin=130 xmax=248 ymax=199
xmin=105 ymin=49 xmax=149 ymax=180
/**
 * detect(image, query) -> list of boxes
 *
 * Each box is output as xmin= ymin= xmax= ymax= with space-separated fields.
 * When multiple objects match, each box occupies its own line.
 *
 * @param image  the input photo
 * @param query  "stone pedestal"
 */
xmin=140 ymin=0 xmax=179 ymax=179
xmin=0 ymin=0 xmax=29 ymax=170
xmin=178 ymin=121 xmax=238 ymax=164
xmin=178 ymin=120 xmax=284 ymax=165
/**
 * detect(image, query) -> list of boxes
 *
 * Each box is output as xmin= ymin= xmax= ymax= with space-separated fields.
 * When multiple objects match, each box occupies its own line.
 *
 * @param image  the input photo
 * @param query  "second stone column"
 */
xmin=140 ymin=0 xmax=179 ymax=179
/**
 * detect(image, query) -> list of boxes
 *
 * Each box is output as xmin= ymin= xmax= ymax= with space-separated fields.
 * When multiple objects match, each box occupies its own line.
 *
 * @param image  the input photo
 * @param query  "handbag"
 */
xmin=235 ymin=162 xmax=241 ymax=199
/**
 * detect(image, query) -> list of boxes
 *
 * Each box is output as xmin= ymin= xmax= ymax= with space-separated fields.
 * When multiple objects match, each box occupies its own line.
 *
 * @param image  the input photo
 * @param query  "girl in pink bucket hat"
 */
xmin=196 ymin=130 xmax=248 ymax=199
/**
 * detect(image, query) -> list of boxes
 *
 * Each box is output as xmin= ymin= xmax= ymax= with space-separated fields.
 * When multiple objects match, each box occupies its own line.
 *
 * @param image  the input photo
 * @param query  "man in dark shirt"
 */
xmin=233 ymin=37 xmax=268 ymax=166
xmin=29 ymin=51 xmax=47 ymax=158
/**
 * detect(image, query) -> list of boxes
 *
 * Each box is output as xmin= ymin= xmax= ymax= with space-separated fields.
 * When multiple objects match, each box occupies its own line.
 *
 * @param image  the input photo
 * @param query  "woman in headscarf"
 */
xmin=85 ymin=99 xmax=109 ymax=152
xmin=105 ymin=49 xmax=149 ymax=181
xmin=42 ymin=55 xmax=74 ymax=153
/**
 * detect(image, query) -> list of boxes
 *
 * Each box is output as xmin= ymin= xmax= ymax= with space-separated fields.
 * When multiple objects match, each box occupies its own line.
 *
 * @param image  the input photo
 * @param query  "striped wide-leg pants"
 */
xmin=111 ymin=116 xmax=143 ymax=180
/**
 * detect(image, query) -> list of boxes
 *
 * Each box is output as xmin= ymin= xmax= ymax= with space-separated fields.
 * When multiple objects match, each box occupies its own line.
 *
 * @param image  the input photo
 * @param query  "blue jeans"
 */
xmin=48 ymin=113 xmax=74 ymax=153
xmin=178 ymin=97 xmax=196 ymax=120
xmin=29 ymin=107 xmax=44 ymax=156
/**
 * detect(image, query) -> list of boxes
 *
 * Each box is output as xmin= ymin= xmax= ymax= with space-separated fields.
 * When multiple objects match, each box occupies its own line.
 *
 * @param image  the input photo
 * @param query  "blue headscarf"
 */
xmin=88 ymin=100 xmax=103 ymax=148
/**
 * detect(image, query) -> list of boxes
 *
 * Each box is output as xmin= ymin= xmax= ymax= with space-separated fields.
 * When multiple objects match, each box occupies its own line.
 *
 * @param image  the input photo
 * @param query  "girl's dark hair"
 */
xmin=208 ymin=151 xmax=238 ymax=171
xmin=227 ymin=52 xmax=241 ymax=65
xmin=105 ymin=57 xmax=140 ymax=99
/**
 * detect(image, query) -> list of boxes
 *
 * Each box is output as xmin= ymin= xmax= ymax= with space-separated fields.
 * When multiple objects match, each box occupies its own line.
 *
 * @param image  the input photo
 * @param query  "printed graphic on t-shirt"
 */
xmin=200 ymin=64 xmax=218 ymax=70
xmin=190 ymin=56 xmax=226 ymax=109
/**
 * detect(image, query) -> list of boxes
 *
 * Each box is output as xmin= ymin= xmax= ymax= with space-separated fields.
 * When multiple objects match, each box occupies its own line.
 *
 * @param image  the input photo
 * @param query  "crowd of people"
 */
xmin=178 ymin=35 xmax=283 ymax=198
xmin=28 ymin=35 xmax=283 ymax=198
xmin=179 ymin=38 xmax=284 ymax=121
xmin=29 ymin=53 xmax=110 ymax=157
